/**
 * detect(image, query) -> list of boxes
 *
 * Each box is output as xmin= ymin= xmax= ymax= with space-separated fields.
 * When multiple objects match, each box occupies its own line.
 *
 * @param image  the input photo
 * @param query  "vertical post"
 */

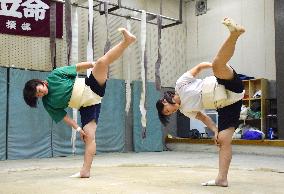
xmin=275 ymin=0 xmax=284 ymax=139
xmin=179 ymin=0 xmax=182 ymax=22
xmin=50 ymin=1 xmax=57 ymax=69
xmin=65 ymin=0 xmax=72 ymax=65
xmin=5 ymin=68 xmax=9 ymax=160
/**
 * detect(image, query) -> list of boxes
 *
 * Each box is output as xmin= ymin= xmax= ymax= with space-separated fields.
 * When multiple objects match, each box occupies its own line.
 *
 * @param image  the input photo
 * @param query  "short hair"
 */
xmin=23 ymin=79 xmax=43 ymax=108
xmin=156 ymin=91 xmax=175 ymax=126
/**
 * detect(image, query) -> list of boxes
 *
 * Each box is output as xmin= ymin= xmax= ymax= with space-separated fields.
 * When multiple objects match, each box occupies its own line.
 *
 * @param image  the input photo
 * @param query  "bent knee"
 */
xmin=218 ymin=131 xmax=234 ymax=145
xmin=218 ymin=137 xmax=232 ymax=146
xmin=84 ymin=133 xmax=95 ymax=142
xmin=212 ymin=64 xmax=234 ymax=80
xmin=95 ymin=57 xmax=108 ymax=67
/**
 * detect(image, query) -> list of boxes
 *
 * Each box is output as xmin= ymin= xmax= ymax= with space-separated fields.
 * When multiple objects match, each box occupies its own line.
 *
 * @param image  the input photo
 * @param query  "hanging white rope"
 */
xmin=139 ymin=10 xmax=147 ymax=129
xmin=87 ymin=0 xmax=94 ymax=77
xmin=104 ymin=0 xmax=111 ymax=54
xmin=70 ymin=5 xmax=79 ymax=154
xmin=125 ymin=19 xmax=132 ymax=114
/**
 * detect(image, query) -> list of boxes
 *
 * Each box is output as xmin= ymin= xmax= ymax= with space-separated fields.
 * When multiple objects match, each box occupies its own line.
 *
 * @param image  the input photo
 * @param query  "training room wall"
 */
xmin=184 ymin=0 xmax=275 ymax=81
xmin=0 ymin=0 xmax=275 ymax=84
xmin=0 ymin=0 xmax=186 ymax=158
xmin=0 ymin=0 xmax=187 ymax=87
xmin=0 ymin=0 xmax=280 ymax=155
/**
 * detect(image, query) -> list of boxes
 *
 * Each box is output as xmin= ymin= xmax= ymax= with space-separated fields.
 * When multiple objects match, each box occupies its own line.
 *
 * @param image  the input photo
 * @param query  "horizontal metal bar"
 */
xmin=51 ymin=0 xmax=182 ymax=28
xmin=125 ymin=16 xmax=159 ymax=25
xmin=162 ymin=21 xmax=182 ymax=29
xmin=51 ymin=0 xmax=181 ymax=25
xmin=93 ymin=3 xmax=100 ymax=8
xmin=99 ymin=5 xmax=120 ymax=15
xmin=93 ymin=0 xmax=179 ymax=22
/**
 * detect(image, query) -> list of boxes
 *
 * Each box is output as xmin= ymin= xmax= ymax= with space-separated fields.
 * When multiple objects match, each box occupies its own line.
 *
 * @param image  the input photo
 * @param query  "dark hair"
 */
xmin=156 ymin=91 xmax=175 ymax=126
xmin=23 ymin=79 xmax=43 ymax=108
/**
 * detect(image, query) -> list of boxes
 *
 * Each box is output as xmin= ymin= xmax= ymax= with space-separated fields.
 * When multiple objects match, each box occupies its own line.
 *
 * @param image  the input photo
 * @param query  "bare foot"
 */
xmin=215 ymin=179 xmax=228 ymax=187
xmin=118 ymin=28 xmax=136 ymax=44
xmin=222 ymin=17 xmax=245 ymax=35
xmin=201 ymin=180 xmax=228 ymax=187
xmin=79 ymin=170 xmax=90 ymax=178
xmin=70 ymin=171 xmax=90 ymax=178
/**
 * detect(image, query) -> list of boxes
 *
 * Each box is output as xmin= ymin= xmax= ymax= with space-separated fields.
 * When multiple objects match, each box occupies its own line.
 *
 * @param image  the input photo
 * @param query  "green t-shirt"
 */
xmin=42 ymin=65 xmax=77 ymax=123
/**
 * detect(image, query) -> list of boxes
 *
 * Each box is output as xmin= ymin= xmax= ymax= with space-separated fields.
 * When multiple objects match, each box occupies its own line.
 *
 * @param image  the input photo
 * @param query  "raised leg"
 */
xmin=212 ymin=18 xmax=245 ymax=80
xmin=92 ymin=28 xmax=136 ymax=86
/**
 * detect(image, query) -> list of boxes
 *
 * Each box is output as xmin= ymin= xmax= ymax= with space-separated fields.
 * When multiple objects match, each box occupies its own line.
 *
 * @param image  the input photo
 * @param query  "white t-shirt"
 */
xmin=175 ymin=72 xmax=203 ymax=118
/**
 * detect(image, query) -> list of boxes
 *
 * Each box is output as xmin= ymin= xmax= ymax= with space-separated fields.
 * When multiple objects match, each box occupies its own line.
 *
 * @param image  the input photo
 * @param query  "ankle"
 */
xmin=216 ymin=177 xmax=228 ymax=186
xmin=80 ymin=169 xmax=90 ymax=178
xmin=216 ymin=176 xmax=228 ymax=182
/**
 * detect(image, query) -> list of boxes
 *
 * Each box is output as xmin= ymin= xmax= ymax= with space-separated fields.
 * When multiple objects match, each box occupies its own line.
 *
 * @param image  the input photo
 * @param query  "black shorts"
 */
xmin=79 ymin=74 xmax=106 ymax=127
xmin=216 ymin=70 xmax=244 ymax=131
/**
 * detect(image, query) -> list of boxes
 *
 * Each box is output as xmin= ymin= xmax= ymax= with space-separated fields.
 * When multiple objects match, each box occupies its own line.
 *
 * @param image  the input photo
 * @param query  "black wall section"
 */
xmin=161 ymin=87 xmax=177 ymax=149
xmin=275 ymin=0 xmax=284 ymax=139
xmin=177 ymin=111 xmax=191 ymax=138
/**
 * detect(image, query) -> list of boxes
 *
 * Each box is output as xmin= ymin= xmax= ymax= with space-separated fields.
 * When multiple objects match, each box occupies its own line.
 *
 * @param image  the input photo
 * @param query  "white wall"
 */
xmin=185 ymin=0 xmax=275 ymax=80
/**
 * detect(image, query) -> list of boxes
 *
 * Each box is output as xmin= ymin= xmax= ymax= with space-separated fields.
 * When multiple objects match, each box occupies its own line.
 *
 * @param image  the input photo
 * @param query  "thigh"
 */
xmin=213 ymin=64 xmax=234 ymax=80
xmin=217 ymin=100 xmax=242 ymax=131
xmin=218 ymin=127 xmax=235 ymax=145
xmin=216 ymin=69 xmax=244 ymax=93
xmin=79 ymin=104 xmax=101 ymax=128
xmin=85 ymin=74 xmax=106 ymax=97
xmin=91 ymin=59 xmax=108 ymax=86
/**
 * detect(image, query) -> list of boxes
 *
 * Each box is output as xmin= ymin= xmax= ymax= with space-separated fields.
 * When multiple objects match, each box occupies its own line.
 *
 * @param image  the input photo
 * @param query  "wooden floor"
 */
xmin=166 ymin=136 xmax=284 ymax=147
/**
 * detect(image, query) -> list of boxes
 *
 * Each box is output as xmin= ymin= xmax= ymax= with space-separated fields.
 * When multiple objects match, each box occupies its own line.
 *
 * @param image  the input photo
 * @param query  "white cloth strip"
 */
xmin=139 ymin=10 xmax=147 ymax=128
xmin=125 ymin=19 xmax=132 ymax=114
xmin=71 ymin=5 xmax=79 ymax=155
xmin=87 ymin=0 xmax=94 ymax=77
xmin=104 ymin=1 xmax=111 ymax=54
xmin=71 ymin=109 xmax=78 ymax=154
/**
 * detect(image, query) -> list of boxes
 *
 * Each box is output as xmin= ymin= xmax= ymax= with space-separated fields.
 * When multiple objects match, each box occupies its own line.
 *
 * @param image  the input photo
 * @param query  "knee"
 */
xmin=218 ymin=136 xmax=232 ymax=147
xmin=84 ymin=133 xmax=95 ymax=143
xmin=95 ymin=58 xmax=106 ymax=66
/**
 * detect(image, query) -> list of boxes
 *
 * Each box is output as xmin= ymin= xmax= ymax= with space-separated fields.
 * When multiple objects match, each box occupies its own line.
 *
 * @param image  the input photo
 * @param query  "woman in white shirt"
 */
xmin=156 ymin=18 xmax=245 ymax=187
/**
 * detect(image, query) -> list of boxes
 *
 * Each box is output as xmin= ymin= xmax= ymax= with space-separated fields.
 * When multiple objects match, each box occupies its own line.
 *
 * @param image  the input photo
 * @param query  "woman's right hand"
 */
xmin=76 ymin=127 xmax=87 ymax=142
xmin=213 ymin=131 xmax=220 ymax=147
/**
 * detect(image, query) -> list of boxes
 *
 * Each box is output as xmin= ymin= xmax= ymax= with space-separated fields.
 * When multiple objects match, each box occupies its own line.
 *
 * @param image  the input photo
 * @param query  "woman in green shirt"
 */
xmin=23 ymin=28 xmax=136 ymax=178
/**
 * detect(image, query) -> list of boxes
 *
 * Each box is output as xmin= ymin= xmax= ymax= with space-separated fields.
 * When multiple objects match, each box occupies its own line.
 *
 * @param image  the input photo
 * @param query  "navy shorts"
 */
xmin=79 ymin=73 xmax=106 ymax=127
xmin=216 ymin=70 xmax=244 ymax=131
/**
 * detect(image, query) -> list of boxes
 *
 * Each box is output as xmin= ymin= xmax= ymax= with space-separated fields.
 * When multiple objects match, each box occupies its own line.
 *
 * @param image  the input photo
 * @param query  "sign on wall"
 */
xmin=0 ymin=0 xmax=63 ymax=38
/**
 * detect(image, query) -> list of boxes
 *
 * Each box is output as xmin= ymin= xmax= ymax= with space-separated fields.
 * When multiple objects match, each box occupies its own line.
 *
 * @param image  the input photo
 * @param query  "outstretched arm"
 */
xmin=195 ymin=111 xmax=218 ymax=133
xmin=63 ymin=114 xmax=86 ymax=140
xmin=195 ymin=111 xmax=219 ymax=146
xmin=188 ymin=62 xmax=212 ymax=77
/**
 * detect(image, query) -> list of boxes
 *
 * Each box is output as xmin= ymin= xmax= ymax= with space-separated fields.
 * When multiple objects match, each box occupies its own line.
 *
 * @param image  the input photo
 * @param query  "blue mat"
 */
xmin=0 ymin=68 xmax=7 ymax=160
xmin=7 ymin=69 xmax=52 ymax=159
xmin=96 ymin=79 xmax=126 ymax=153
xmin=132 ymin=81 xmax=163 ymax=152
xmin=51 ymin=108 xmax=85 ymax=157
